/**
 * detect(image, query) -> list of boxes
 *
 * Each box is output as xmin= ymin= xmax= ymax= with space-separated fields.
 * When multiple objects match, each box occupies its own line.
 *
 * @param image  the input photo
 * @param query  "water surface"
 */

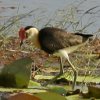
xmin=0 ymin=0 xmax=100 ymax=35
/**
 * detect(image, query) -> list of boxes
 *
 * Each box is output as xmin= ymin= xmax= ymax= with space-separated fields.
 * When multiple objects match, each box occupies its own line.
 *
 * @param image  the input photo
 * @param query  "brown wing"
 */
xmin=38 ymin=27 xmax=83 ymax=54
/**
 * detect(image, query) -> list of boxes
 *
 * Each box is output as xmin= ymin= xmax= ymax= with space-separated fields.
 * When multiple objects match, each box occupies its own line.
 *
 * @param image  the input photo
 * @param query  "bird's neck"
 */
xmin=29 ymin=32 xmax=41 ymax=49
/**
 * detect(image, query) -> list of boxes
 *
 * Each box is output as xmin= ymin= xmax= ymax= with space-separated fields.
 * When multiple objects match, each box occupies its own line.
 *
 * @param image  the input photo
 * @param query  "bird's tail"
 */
xmin=75 ymin=32 xmax=93 ymax=42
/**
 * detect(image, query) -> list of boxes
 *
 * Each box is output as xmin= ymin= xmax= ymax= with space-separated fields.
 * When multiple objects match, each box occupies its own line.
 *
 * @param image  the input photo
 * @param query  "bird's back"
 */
xmin=38 ymin=27 xmax=92 ymax=54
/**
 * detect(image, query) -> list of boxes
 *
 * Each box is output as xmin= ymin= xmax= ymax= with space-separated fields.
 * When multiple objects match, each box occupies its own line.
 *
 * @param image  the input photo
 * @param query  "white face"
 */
xmin=25 ymin=28 xmax=39 ymax=40
xmin=25 ymin=27 xmax=41 ymax=48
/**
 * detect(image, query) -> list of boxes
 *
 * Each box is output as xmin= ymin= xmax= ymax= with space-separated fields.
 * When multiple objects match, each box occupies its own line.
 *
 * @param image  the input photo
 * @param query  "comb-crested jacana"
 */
xmin=18 ymin=26 xmax=93 ymax=90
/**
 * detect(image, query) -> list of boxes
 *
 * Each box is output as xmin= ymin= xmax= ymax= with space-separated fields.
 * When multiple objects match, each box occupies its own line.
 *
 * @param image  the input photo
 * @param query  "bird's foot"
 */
xmin=40 ymin=81 xmax=50 ymax=86
xmin=41 ymin=73 xmax=64 ymax=87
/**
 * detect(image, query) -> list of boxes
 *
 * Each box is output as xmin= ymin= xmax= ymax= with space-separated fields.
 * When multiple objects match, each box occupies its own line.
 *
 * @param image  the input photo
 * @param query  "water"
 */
xmin=0 ymin=0 xmax=100 ymax=36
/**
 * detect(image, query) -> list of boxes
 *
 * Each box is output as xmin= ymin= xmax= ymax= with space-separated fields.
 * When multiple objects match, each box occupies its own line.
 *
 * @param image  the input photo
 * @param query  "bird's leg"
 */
xmin=47 ymin=57 xmax=65 ymax=82
xmin=66 ymin=56 xmax=77 ymax=90
xmin=41 ymin=57 xmax=64 ymax=86
xmin=55 ymin=49 xmax=77 ymax=90
xmin=59 ymin=57 xmax=64 ymax=74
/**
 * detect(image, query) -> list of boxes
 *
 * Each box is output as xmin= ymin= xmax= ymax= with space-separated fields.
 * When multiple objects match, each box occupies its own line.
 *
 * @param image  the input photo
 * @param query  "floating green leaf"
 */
xmin=48 ymin=86 xmax=67 ymax=95
xmin=34 ymin=92 xmax=67 ymax=100
xmin=0 ymin=57 xmax=33 ymax=88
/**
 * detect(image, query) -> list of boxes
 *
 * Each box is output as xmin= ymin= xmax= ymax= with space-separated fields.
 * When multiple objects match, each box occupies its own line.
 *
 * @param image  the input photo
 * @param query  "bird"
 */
xmin=18 ymin=26 xmax=93 ymax=90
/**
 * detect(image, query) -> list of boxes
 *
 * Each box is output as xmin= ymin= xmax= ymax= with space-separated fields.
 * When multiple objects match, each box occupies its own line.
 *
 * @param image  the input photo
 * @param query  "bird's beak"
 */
xmin=20 ymin=40 xmax=23 ymax=47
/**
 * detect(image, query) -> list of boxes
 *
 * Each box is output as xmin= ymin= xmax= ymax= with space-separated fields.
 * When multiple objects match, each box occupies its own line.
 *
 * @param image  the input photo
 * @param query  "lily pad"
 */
xmin=34 ymin=92 xmax=67 ymax=100
xmin=48 ymin=86 xmax=67 ymax=95
xmin=0 ymin=57 xmax=33 ymax=88
xmin=8 ymin=93 xmax=41 ymax=100
xmin=28 ymin=80 xmax=41 ymax=87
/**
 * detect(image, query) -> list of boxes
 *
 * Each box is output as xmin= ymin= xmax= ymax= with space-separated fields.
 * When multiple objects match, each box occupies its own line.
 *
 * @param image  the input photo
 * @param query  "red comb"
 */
xmin=19 ymin=27 xmax=26 ymax=41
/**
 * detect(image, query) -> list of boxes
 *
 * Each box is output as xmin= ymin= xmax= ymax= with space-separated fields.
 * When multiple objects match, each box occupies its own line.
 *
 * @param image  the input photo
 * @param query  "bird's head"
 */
xmin=18 ymin=26 xmax=39 ymax=47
